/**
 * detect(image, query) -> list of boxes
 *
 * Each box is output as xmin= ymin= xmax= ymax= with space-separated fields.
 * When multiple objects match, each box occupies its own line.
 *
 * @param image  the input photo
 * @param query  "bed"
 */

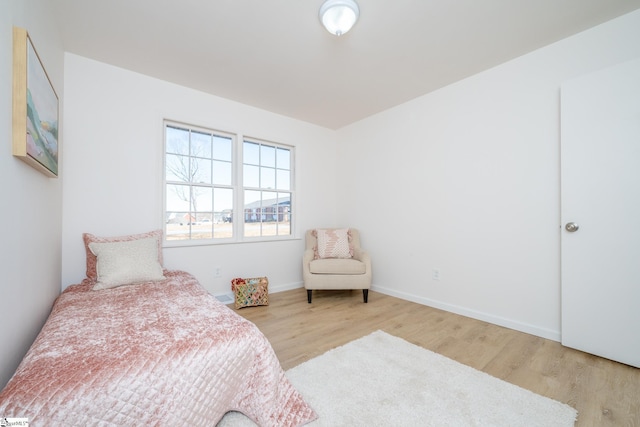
xmin=0 ymin=231 xmax=317 ymax=426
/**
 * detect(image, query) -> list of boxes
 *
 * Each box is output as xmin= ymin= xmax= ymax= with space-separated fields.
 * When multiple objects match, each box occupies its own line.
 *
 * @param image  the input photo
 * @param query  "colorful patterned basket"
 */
xmin=231 ymin=277 xmax=269 ymax=309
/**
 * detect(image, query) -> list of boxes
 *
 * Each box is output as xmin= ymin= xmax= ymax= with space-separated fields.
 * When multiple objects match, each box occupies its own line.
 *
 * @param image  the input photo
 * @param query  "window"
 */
xmin=164 ymin=122 xmax=294 ymax=244
xmin=164 ymin=123 xmax=234 ymax=241
xmin=243 ymin=139 xmax=293 ymax=238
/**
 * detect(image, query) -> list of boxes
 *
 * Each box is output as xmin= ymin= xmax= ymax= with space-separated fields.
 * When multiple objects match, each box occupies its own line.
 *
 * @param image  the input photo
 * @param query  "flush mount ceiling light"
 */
xmin=319 ymin=0 xmax=360 ymax=36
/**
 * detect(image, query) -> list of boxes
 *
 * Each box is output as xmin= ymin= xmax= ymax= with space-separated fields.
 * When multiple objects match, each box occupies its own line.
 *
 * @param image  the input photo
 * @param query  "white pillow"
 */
xmin=316 ymin=228 xmax=353 ymax=259
xmin=89 ymin=237 xmax=165 ymax=290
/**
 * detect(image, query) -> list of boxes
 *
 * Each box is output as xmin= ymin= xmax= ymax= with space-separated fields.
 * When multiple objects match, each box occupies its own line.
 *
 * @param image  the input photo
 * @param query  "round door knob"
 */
xmin=565 ymin=222 xmax=579 ymax=232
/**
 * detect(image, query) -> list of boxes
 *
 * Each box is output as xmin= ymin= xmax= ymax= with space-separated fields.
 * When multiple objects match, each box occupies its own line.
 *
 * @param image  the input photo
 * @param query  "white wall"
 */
xmin=0 ymin=0 xmax=64 ymax=388
xmin=5 ymin=4 xmax=639 ymax=393
xmin=336 ymin=10 xmax=640 ymax=341
xmin=61 ymin=54 xmax=338 ymax=295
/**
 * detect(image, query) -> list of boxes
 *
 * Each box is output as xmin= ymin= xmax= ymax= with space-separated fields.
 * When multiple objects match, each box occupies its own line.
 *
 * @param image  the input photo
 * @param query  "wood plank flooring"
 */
xmin=231 ymin=288 xmax=639 ymax=427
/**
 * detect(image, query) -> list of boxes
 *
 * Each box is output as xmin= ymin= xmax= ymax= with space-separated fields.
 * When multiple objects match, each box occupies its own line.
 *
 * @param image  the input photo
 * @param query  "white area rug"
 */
xmin=218 ymin=330 xmax=577 ymax=426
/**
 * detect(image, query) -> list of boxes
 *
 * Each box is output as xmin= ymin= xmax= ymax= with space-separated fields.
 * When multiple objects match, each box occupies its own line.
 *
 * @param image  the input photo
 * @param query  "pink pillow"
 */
xmin=83 ymin=230 xmax=164 ymax=281
xmin=314 ymin=228 xmax=353 ymax=259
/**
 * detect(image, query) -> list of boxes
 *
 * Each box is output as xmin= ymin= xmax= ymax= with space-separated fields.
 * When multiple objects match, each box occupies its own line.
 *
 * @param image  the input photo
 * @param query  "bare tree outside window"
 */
xmin=163 ymin=121 xmax=295 ymax=244
xmin=165 ymin=123 xmax=234 ymax=241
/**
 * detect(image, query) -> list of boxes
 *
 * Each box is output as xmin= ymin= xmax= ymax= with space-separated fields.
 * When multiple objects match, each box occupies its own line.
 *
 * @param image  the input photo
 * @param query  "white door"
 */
xmin=560 ymin=58 xmax=640 ymax=368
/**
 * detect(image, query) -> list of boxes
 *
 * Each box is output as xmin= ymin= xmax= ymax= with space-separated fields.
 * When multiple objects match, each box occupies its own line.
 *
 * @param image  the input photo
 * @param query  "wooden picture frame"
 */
xmin=12 ymin=27 xmax=59 ymax=178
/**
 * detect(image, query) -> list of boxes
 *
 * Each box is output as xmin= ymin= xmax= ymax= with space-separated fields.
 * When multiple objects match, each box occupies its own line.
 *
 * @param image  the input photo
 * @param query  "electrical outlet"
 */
xmin=432 ymin=269 xmax=440 ymax=280
xmin=214 ymin=266 xmax=221 ymax=278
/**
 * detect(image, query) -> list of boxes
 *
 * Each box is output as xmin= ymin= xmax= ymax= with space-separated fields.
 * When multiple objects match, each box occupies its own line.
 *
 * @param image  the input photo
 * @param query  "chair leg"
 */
xmin=363 ymin=289 xmax=369 ymax=303
xmin=307 ymin=289 xmax=312 ymax=303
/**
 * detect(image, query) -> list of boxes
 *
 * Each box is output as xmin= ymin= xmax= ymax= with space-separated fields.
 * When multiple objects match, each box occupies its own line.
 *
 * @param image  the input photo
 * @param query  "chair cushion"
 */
xmin=309 ymin=258 xmax=366 ymax=275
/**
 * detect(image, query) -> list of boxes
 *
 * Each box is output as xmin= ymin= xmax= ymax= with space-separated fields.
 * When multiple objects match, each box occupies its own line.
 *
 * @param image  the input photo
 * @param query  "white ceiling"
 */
xmin=52 ymin=0 xmax=640 ymax=129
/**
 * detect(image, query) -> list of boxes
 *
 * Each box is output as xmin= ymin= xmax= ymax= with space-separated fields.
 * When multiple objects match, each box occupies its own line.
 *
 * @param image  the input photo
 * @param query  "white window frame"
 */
xmin=240 ymin=137 xmax=295 ymax=241
xmin=162 ymin=120 xmax=296 ymax=246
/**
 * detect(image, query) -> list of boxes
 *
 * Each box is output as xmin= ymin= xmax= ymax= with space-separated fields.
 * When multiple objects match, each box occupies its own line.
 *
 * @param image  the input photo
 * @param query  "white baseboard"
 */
xmin=371 ymin=284 xmax=561 ymax=342
xmin=215 ymin=281 xmax=561 ymax=342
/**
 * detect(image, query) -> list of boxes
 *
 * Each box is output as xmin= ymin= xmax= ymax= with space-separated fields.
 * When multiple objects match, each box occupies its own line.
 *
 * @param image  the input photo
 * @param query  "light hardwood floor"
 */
xmin=232 ymin=288 xmax=639 ymax=427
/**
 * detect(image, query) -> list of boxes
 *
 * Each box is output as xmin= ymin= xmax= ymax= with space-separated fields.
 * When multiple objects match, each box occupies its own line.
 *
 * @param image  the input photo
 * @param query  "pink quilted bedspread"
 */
xmin=0 ymin=270 xmax=317 ymax=426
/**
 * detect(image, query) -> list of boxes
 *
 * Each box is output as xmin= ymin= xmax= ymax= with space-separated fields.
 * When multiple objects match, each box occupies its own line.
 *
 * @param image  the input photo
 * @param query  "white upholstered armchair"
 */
xmin=302 ymin=228 xmax=371 ymax=303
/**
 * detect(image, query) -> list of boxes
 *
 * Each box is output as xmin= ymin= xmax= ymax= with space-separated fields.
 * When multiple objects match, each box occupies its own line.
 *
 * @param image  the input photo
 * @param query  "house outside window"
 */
xmin=163 ymin=121 xmax=294 ymax=244
xmin=243 ymin=139 xmax=293 ymax=238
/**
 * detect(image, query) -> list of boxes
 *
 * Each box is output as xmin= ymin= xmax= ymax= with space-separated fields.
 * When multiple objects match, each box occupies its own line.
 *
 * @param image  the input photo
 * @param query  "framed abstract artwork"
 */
xmin=12 ymin=27 xmax=59 ymax=178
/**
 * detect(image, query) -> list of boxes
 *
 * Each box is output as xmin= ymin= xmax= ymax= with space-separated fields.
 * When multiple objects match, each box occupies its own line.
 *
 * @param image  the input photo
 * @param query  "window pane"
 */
xmin=276 ymin=169 xmax=290 ymax=190
xmin=261 ymin=167 xmax=276 ymax=189
xmin=191 ymin=130 xmax=212 ymax=158
xmin=214 ymin=187 xmax=233 ymax=238
xmin=214 ymin=187 xmax=233 ymax=213
xmin=261 ymin=190 xmax=278 ymax=236
xmin=244 ymin=141 xmax=260 ymax=165
xmin=166 ymin=126 xmax=189 ymax=155
xmin=244 ymin=222 xmax=261 ymax=237
xmin=277 ymin=221 xmax=291 ymax=236
xmin=244 ymin=187 xmax=262 ymax=238
xmin=244 ymin=189 xmax=261 ymax=205
xmin=276 ymin=147 xmax=290 ymax=170
xmin=166 ymin=211 xmax=190 ymax=240
xmin=166 ymin=211 xmax=187 ymax=225
xmin=193 ymin=186 xmax=213 ymax=212
xmin=166 ymin=184 xmax=191 ymax=211
xmin=277 ymin=192 xmax=291 ymax=236
xmin=244 ymin=189 xmax=261 ymax=226
xmin=261 ymin=144 xmax=276 ymax=167
xmin=166 ymin=154 xmax=189 ymax=182
xmin=244 ymin=164 xmax=260 ymax=188
xmin=212 ymin=160 xmax=231 ymax=185
xmin=191 ymin=217 xmax=212 ymax=239
xmin=262 ymin=191 xmax=277 ymax=222
xmin=192 ymin=158 xmax=212 ymax=184
xmin=213 ymin=135 xmax=232 ymax=161
xmin=261 ymin=223 xmax=277 ymax=237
